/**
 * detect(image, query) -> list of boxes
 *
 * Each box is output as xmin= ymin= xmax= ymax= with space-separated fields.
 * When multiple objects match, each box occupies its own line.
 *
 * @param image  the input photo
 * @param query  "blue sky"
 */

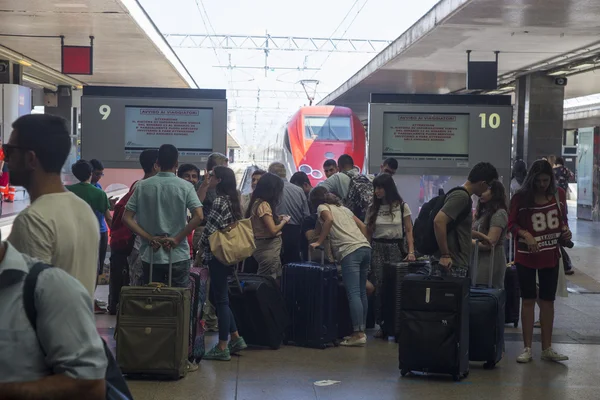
xmin=141 ymin=0 xmax=440 ymax=149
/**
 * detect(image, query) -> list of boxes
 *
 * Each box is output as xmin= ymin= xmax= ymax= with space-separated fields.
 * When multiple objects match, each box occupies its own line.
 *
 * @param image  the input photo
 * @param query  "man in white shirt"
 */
xmin=6 ymin=114 xmax=100 ymax=299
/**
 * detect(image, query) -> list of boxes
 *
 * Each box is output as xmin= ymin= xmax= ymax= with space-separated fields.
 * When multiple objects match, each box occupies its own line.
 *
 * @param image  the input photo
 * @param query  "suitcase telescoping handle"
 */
xmin=148 ymin=234 xmax=173 ymax=287
xmin=307 ymin=245 xmax=326 ymax=266
xmin=472 ymin=239 xmax=495 ymax=288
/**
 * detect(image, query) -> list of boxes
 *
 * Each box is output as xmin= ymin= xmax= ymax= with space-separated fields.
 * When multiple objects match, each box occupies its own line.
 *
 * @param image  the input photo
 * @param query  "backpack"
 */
xmin=109 ymin=181 xmax=138 ymax=253
xmin=413 ymin=187 xmax=472 ymax=256
xmin=22 ymin=263 xmax=133 ymax=400
xmin=343 ymin=173 xmax=373 ymax=220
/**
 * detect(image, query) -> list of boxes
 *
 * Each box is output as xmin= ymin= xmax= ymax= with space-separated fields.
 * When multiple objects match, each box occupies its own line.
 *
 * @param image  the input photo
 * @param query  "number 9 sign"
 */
xmin=99 ymin=105 xmax=111 ymax=120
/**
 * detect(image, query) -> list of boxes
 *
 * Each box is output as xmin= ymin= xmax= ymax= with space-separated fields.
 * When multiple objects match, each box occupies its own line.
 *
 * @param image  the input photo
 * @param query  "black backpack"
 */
xmin=22 ymin=263 xmax=133 ymax=400
xmin=413 ymin=187 xmax=472 ymax=256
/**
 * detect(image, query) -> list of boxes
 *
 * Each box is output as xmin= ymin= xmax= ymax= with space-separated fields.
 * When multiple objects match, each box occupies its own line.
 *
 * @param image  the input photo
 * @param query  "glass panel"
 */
xmin=304 ymin=116 xmax=352 ymax=141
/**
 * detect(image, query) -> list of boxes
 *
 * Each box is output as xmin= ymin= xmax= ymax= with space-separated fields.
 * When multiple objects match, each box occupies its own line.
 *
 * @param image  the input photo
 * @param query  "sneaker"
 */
xmin=534 ymin=320 xmax=541 ymax=328
xmin=186 ymin=361 xmax=199 ymax=372
xmin=565 ymin=269 xmax=574 ymax=276
xmin=517 ymin=347 xmax=533 ymax=363
xmin=340 ymin=336 xmax=367 ymax=347
xmin=95 ymin=299 xmax=107 ymax=307
xmin=228 ymin=337 xmax=248 ymax=354
xmin=541 ymin=347 xmax=569 ymax=362
xmin=94 ymin=303 xmax=107 ymax=314
xmin=203 ymin=345 xmax=231 ymax=361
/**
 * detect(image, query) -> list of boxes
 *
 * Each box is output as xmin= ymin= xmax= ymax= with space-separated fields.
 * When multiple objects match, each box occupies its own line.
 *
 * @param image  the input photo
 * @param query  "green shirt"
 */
xmin=66 ymin=182 xmax=110 ymax=217
xmin=125 ymin=172 xmax=203 ymax=264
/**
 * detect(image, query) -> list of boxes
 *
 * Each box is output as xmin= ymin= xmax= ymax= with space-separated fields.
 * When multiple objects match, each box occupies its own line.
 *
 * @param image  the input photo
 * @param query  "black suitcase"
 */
xmin=282 ymin=249 xmax=340 ymax=349
xmin=381 ymin=261 xmax=429 ymax=339
xmin=469 ymin=244 xmax=505 ymax=369
xmin=228 ymin=272 xmax=289 ymax=349
xmin=398 ymin=272 xmax=470 ymax=381
xmin=504 ymin=236 xmax=520 ymax=327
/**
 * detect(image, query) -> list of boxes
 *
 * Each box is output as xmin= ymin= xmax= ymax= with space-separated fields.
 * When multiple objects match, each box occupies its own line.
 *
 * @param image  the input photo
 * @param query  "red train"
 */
xmin=267 ymin=105 xmax=366 ymax=185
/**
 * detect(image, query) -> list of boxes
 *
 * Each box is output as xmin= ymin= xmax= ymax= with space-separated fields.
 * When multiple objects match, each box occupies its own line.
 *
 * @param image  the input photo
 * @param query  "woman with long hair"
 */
xmin=508 ymin=159 xmax=572 ymax=364
xmin=246 ymin=173 xmax=290 ymax=279
xmin=365 ymin=174 xmax=415 ymax=338
xmin=310 ymin=186 xmax=371 ymax=346
xmin=472 ymin=180 xmax=508 ymax=288
xmin=510 ymin=160 xmax=527 ymax=196
xmin=200 ymin=166 xmax=247 ymax=361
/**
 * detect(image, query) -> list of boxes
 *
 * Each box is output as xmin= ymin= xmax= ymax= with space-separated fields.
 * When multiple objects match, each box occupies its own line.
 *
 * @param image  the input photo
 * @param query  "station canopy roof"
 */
xmin=0 ymin=0 xmax=196 ymax=89
xmin=319 ymin=0 xmax=600 ymax=118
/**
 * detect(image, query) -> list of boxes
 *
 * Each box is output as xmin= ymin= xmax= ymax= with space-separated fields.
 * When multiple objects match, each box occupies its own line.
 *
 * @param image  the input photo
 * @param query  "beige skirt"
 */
xmin=253 ymin=236 xmax=283 ymax=279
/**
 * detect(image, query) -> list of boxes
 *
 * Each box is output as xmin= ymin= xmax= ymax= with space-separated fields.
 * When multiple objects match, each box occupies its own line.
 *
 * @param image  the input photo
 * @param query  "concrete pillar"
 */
xmin=514 ymin=72 xmax=565 ymax=165
xmin=44 ymin=86 xmax=79 ymax=183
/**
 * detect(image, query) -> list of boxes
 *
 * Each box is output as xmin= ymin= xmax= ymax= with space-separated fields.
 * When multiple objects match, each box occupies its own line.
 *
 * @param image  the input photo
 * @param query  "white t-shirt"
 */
xmin=317 ymin=204 xmax=370 ymax=261
xmin=371 ymin=202 xmax=412 ymax=240
xmin=8 ymin=192 xmax=100 ymax=299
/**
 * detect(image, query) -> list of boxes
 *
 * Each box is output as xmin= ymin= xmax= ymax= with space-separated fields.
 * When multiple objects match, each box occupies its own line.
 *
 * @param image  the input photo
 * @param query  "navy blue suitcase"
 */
xmin=469 ymin=243 xmax=505 ymax=368
xmin=282 ymin=250 xmax=340 ymax=349
xmin=399 ymin=272 xmax=470 ymax=381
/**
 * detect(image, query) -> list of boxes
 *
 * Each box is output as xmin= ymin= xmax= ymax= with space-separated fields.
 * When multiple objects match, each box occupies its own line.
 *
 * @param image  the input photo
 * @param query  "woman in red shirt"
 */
xmin=508 ymin=160 xmax=572 ymax=364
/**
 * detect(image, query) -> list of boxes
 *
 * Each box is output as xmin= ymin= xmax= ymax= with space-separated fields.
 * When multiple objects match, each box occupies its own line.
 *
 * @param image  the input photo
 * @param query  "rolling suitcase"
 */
xmin=282 ymin=248 xmax=340 ymax=348
xmin=398 ymin=269 xmax=470 ymax=381
xmin=228 ymin=271 xmax=289 ymax=349
xmin=469 ymin=243 xmax=505 ymax=369
xmin=116 ymin=250 xmax=191 ymax=379
xmin=188 ymin=265 xmax=207 ymax=362
xmin=381 ymin=261 xmax=429 ymax=339
xmin=504 ymin=235 xmax=520 ymax=327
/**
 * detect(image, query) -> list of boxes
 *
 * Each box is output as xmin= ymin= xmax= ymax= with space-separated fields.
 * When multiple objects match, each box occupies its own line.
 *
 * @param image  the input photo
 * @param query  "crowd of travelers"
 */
xmin=0 ymin=114 xmax=575 ymax=398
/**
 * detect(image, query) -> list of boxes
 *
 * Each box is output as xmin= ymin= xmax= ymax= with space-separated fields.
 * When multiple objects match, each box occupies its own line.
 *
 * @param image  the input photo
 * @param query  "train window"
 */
xmin=304 ymin=116 xmax=352 ymax=141
xmin=284 ymin=129 xmax=291 ymax=152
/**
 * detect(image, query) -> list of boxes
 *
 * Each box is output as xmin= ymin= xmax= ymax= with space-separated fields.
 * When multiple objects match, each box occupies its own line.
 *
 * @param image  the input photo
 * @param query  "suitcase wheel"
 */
xmin=462 ymin=371 xmax=470 ymax=379
xmin=452 ymin=374 xmax=461 ymax=382
xmin=514 ymin=322 xmax=519 ymax=328
xmin=483 ymin=362 xmax=496 ymax=370
xmin=400 ymin=369 xmax=409 ymax=377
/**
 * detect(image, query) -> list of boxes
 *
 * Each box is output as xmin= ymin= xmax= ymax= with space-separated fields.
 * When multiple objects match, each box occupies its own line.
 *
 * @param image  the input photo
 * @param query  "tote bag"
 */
xmin=209 ymin=218 xmax=256 ymax=266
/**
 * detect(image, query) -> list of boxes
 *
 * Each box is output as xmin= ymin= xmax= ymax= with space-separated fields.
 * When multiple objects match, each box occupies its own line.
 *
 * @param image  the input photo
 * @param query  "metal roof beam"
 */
xmin=164 ymin=34 xmax=391 ymax=53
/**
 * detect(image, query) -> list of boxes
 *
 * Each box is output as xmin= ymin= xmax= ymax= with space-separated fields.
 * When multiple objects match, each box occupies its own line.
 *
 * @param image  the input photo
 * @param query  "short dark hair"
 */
xmin=89 ymin=159 xmax=104 ymax=171
xmin=11 ymin=114 xmax=71 ymax=174
xmin=157 ymin=144 xmax=178 ymax=171
xmin=383 ymin=157 xmax=398 ymax=170
xmin=323 ymin=159 xmax=337 ymax=169
xmin=338 ymin=154 xmax=354 ymax=169
xmin=177 ymin=163 xmax=200 ymax=178
xmin=139 ymin=149 xmax=158 ymax=173
xmin=468 ymin=162 xmax=499 ymax=184
xmin=71 ymin=160 xmax=92 ymax=182
xmin=206 ymin=152 xmax=228 ymax=172
xmin=290 ymin=171 xmax=311 ymax=187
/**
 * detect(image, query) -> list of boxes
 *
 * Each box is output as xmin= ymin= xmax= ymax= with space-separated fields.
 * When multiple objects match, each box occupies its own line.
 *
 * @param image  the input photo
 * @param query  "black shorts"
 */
xmin=516 ymin=263 xmax=559 ymax=302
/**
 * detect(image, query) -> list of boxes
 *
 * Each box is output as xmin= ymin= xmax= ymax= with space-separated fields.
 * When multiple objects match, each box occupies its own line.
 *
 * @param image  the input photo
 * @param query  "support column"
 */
xmin=514 ymin=72 xmax=565 ymax=165
xmin=44 ymin=86 xmax=79 ymax=183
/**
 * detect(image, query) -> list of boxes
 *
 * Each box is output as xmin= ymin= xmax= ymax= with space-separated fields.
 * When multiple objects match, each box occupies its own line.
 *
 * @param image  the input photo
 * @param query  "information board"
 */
xmin=124 ymin=106 xmax=213 ymax=156
xmin=382 ymin=112 xmax=469 ymax=160
xmin=81 ymin=86 xmax=227 ymax=169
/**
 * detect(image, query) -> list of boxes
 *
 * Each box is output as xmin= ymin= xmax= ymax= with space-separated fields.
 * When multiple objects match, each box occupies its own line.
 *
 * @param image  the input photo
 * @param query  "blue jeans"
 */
xmin=341 ymin=247 xmax=371 ymax=332
xmin=208 ymin=257 xmax=238 ymax=342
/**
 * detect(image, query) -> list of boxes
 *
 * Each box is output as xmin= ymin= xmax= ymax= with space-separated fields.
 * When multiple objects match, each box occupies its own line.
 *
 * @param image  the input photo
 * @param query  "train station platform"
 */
xmin=95 ymin=203 xmax=600 ymax=400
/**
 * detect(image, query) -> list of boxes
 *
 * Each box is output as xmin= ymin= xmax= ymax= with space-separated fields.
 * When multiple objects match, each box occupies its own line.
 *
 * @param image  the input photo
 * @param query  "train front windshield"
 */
xmin=304 ymin=116 xmax=352 ymax=141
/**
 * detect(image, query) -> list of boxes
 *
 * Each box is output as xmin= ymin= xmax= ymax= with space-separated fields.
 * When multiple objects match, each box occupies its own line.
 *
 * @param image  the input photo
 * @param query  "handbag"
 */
xmin=209 ymin=218 xmax=256 ymax=266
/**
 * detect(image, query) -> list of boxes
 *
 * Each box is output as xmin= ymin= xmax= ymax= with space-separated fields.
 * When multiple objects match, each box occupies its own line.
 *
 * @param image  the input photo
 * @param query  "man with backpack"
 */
xmin=0 ymin=240 xmax=108 ymax=399
xmin=414 ymin=162 xmax=499 ymax=276
xmin=320 ymin=154 xmax=373 ymax=220
xmin=107 ymin=149 xmax=158 ymax=314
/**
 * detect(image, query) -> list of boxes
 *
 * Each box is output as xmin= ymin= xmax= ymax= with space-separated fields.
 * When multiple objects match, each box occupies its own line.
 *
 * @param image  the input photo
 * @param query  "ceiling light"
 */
xmin=547 ymin=70 xmax=570 ymax=76
xmin=18 ymin=60 xmax=32 ymax=67
xmin=572 ymin=62 xmax=595 ymax=70
xmin=22 ymin=75 xmax=58 ymax=91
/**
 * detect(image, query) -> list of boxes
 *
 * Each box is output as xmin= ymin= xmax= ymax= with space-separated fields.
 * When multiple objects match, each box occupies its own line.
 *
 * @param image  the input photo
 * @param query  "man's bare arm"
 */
xmin=433 ymin=210 xmax=452 ymax=256
xmin=0 ymin=375 xmax=105 ymax=400
xmin=123 ymin=209 xmax=153 ymax=242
